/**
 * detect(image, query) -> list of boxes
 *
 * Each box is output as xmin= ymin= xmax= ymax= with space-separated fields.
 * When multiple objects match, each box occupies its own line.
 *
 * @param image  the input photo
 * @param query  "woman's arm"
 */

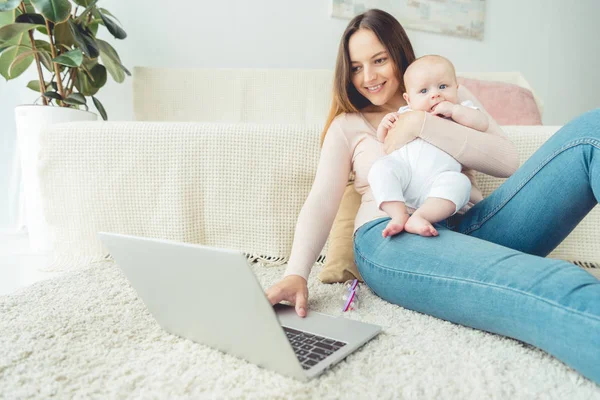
xmin=450 ymin=104 xmax=489 ymax=132
xmin=283 ymin=119 xmax=352 ymax=281
xmin=385 ymin=86 xmax=519 ymax=178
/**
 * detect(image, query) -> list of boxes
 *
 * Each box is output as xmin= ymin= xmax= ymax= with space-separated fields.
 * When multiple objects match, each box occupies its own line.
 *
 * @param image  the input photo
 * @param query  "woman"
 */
xmin=266 ymin=9 xmax=600 ymax=383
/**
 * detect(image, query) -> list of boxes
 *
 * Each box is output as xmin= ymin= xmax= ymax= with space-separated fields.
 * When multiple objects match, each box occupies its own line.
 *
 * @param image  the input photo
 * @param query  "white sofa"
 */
xmin=37 ymin=68 xmax=599 ymax=277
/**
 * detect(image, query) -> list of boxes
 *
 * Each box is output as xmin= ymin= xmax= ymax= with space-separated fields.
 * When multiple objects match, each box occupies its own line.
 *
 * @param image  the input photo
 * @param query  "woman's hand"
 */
xmin=265 ymin=275 xmax=309 ymax=317
xmin=383 ymin=110 xmax=425 ymax=154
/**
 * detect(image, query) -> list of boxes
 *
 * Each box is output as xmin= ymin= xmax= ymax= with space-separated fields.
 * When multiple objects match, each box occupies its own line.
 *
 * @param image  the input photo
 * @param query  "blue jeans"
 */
xmin=354 ymin=109 xmax=600 ymax=384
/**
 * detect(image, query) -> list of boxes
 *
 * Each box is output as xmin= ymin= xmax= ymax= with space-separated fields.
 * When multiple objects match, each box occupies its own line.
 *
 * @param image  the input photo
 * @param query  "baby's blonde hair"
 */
xmin=403 ymin=55 xmax=457 ymax=87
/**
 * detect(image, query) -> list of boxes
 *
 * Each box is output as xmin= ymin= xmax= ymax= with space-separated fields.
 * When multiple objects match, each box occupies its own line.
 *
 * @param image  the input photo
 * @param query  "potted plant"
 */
xmin=0 ymin=0 xmax=129 ymax=250
xmin=1 ymin=0 xmax=129 ymax=117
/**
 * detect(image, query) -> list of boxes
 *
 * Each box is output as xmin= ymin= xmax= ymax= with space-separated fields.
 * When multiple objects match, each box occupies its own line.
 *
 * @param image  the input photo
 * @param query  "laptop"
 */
xmin=97 ymin=232 xmax=382 ymax=381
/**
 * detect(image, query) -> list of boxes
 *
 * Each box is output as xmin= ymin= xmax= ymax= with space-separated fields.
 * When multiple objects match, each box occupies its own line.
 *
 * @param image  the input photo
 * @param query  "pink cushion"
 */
xmin=457 ymin=77 xmax=542 ymax=125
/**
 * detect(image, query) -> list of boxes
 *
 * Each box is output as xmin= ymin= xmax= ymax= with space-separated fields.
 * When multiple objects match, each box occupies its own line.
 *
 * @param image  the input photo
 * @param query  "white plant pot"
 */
xmin=15 ymin=105 xmax=98 ymax=252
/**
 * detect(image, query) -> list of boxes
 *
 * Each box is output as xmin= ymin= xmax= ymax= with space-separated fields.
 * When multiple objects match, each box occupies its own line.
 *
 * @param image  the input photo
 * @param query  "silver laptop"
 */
xmin=97 ymin=232 xmax=381 ymax=381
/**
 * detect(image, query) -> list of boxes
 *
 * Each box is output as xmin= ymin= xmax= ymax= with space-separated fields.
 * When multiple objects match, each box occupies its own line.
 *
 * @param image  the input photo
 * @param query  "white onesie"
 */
xmin=368 ymin=101 xmax=476 ymax=214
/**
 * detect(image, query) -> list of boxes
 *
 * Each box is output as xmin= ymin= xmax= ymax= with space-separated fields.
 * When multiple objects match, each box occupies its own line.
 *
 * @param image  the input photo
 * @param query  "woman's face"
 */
xmin=348 ymin=28 xmax=404 ymax=110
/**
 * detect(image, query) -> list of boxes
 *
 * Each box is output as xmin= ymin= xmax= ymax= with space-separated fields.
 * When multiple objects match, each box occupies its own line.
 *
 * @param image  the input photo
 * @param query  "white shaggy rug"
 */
xmin=1 ymin=261 xmax=599 ymax=399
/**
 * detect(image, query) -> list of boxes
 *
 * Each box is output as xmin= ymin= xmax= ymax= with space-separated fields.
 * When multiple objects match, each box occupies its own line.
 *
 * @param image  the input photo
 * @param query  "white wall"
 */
xmin=1 ymin=0 xmax=599 ymax=230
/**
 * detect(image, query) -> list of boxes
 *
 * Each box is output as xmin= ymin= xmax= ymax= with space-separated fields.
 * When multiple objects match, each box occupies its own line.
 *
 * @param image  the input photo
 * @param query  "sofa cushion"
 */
xmin=457 ymin=77 xmax=542 ymax=125
xmin=133 ymin=68 xmax=333 ymax=125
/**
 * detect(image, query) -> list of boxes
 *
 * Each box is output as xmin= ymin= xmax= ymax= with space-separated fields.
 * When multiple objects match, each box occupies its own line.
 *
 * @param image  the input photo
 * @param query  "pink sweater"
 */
xmin=284 ymin=89 xmax=519 ymax=281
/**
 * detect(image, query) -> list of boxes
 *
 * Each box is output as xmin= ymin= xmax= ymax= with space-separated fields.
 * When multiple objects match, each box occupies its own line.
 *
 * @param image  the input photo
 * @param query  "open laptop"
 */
xmin=97 ymin=232 xmax=382 ymax=381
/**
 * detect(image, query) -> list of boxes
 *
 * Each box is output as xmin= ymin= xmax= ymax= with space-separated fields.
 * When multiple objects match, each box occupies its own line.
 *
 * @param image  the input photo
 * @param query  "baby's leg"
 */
xmin=381 ymin=201 xmax=410 ymax=238
xmin=404 ymin=198 xmax=455 ymax=236
xmin=405 ymin=171 xmax=471 ymax=237
xmin=367 ymin=152 xmax=411 ymax=238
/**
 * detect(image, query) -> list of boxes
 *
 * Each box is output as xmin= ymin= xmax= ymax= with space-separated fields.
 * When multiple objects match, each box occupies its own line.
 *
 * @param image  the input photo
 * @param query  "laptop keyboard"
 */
xmin=283 ymin=326 xmax=347 ymax=370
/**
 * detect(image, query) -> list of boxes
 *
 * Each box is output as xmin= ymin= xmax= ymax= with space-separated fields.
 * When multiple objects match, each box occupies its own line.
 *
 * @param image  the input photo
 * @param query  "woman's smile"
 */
xmin=365 ymin=82 xmax=386 ymax=93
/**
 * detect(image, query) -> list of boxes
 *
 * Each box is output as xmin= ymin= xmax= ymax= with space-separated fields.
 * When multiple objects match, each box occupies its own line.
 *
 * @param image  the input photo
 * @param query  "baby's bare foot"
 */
xmin=382 ymin=214 xmax=410 ymax=238
xmin=405 ymin=215 xmax=439 ymax=237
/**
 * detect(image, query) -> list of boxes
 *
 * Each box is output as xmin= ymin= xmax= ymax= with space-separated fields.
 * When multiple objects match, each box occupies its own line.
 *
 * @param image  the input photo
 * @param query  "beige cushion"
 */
xmin=319 ymin=183 xmax=363 ymax=283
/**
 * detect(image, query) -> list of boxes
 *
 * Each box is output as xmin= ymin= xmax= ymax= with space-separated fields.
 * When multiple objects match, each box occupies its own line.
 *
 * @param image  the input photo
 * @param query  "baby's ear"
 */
xmin=403 ymin=93 xmax=409 ymax=103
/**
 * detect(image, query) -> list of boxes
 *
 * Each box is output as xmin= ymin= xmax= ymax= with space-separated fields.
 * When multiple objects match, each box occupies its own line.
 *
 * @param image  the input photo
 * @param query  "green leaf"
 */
xmin=81 ymin=55 xmax=95 ymax=69
xmin=97 ymin=10 xmax=125 ymax=39
xmin=75 ymin=62 xmax=105 ymax=95
xmin=73 ymin=0 xmax=94 ymax=6
xmin=27 ymin=79 xmax=51 ymax=92
xmin=0 ymin=22 xmax=43 ymax=43
xmin=98 ymin=38 xmax=129 ymax=77
xmin=33 ymin=39 xmax=53 ymax=70
xmin=74 ymin=0 xmax=97 ymax=22
xmin=97 ymin=8 xmax=121 ymax=25
xmin=36 ymin=25 xmax=48 ymax=35
xmin=38 ymin=51 xmax=51 ymax=70
xmin=52 ymin=48 xmax=82 ymax=67
xmin=8 ymin=47 xmax=34 ymax=75
xmin=86 ymin=19 xmax=97 ymax=35
xmin=34 ymin=39 xmax=50 ymax=51
xmin=54 ymin=21 xmax=74 ymax=47
xmin=0 ymin=0 xmax=21 ymax=12
xmin=0 ymin=10 xmax=14 ymax=28
xmin=64 ymin=92 xmax=86 ymax=105
xmin=96 ymin=38 xmax=125 ymax=83
xmin=21 ymin=0 xmax=35 ymax=14
xmin=0 ymin=31 xmax=33 ymax=80
xmin=30 ymin=0 xmax=71 ymax=23
xmin=15 ymin=13 xmax=45 ymax=24
xmin=88 ymin=63 xmax=106 ymax=86
xmin=0 ymin=50 xmax=32 ymax=79
xmin=0 ymin=42 xmax=11 ymax=54
xmin=43 ymin=90 xmax=62 ymax=100
xmin=92 ymin=95 xmax=106 ymax=120
xmin=68 ymin=18 xmax=98 ymax=58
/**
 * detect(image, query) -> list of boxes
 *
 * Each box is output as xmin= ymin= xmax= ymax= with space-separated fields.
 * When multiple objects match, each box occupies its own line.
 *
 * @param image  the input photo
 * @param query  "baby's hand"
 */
xmin=431 ymin=101 xmax=456 ymax=118
xmin=376 ymin=112 xmax=400 ymax=142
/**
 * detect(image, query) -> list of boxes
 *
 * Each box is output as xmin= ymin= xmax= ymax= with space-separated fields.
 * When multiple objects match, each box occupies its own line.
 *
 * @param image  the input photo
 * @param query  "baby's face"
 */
xmin=403 ymin=61 xmax=459 ymax=112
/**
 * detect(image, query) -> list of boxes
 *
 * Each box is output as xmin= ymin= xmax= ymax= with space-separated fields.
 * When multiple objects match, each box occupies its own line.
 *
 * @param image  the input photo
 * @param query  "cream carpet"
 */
xmin=1 ymin=261 xmax=599 ymax=399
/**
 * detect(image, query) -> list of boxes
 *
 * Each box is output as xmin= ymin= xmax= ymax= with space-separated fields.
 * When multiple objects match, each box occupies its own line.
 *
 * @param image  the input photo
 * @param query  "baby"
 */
xmin=368 ymin=55 xmax=489 ymax=238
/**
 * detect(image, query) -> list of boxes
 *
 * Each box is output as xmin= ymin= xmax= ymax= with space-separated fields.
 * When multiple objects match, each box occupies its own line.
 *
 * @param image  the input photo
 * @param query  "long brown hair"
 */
xmin=321 ymin=9 xmax=416 ymax=145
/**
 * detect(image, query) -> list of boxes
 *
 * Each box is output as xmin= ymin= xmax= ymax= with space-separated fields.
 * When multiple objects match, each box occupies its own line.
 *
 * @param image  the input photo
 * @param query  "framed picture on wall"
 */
xmin=330 ymin=0 xmax=486 ymax=41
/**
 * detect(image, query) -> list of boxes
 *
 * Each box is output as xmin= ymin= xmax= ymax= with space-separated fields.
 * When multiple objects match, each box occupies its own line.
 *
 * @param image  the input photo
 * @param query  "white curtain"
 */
xmin=1 ymin=136 xmax=25 ymax=234
xmin=1 ymin=73 xmax=32 ymax=234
